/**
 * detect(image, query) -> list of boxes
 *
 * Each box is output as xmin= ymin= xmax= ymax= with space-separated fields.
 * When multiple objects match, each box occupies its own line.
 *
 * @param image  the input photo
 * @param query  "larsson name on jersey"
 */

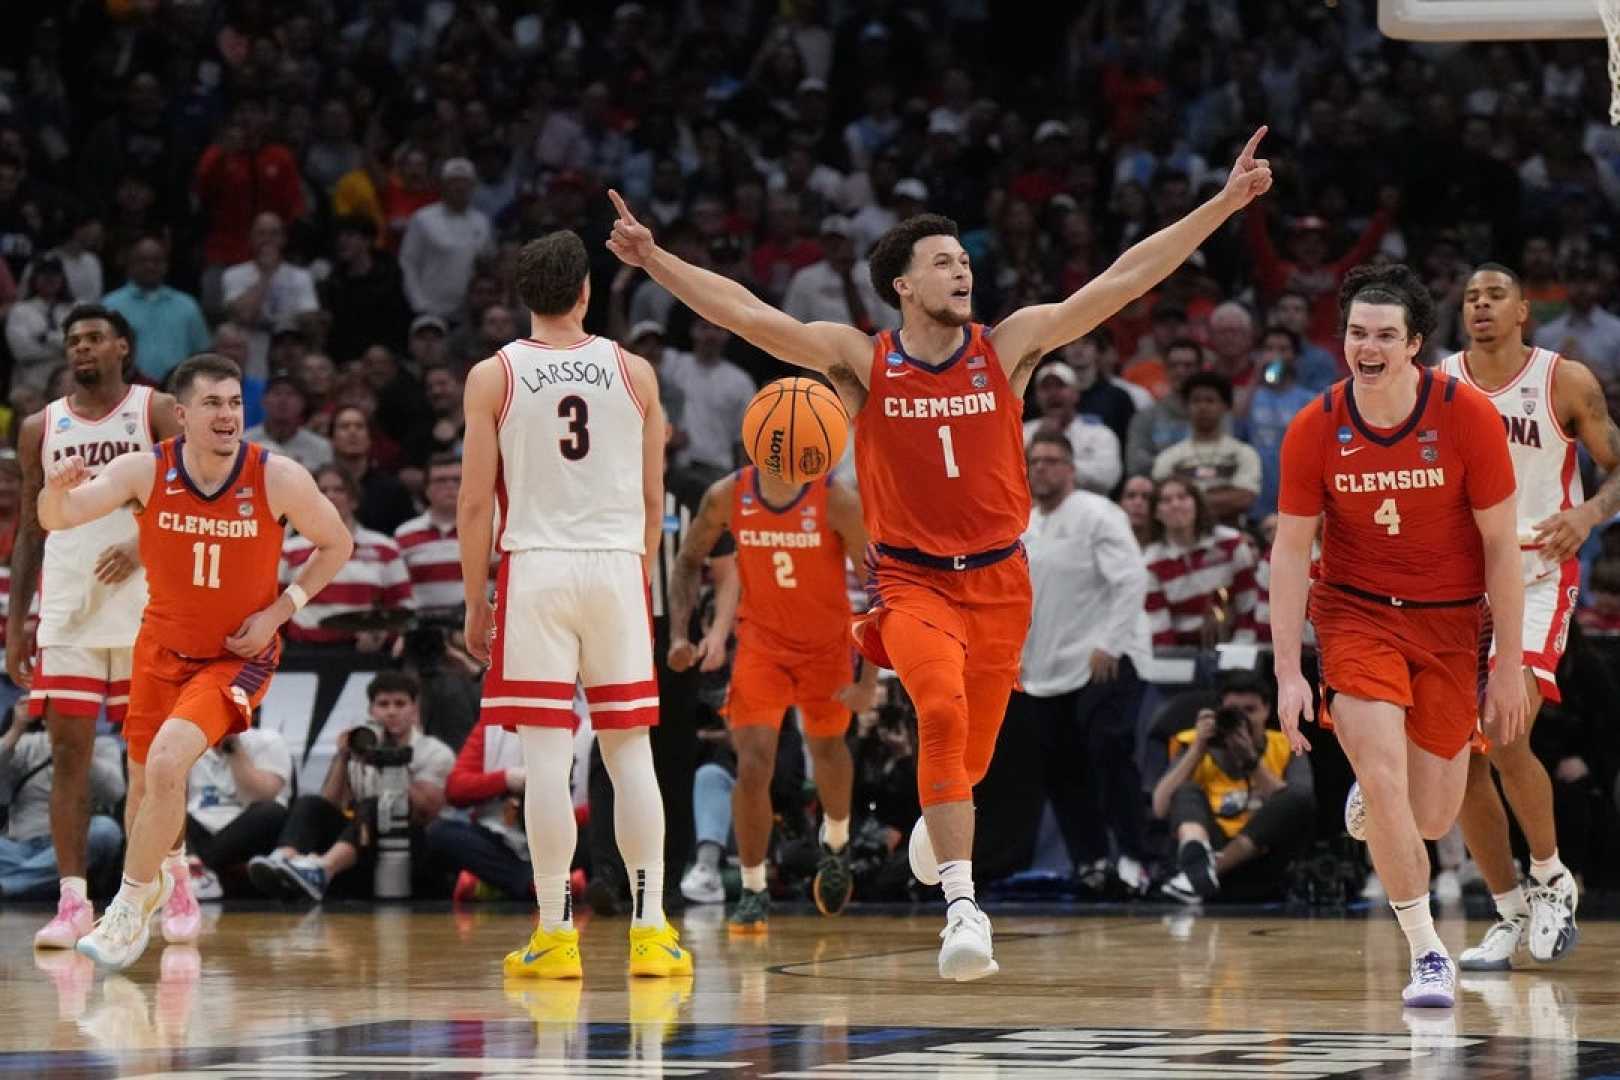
xmin=156 ymin=511 xmax=262 ymax=538
xmin=1333 ymin=467 xmax=1446 ymax=494
xmin=882 ymin=391 xmax=998 ymax=419
xmin=515 ymin=359 xmax=616 ymax=394
xmin=52 ymin=441 xmax=140 ymax=467
xmin=737 ymin=528 xmax=824 ymax=549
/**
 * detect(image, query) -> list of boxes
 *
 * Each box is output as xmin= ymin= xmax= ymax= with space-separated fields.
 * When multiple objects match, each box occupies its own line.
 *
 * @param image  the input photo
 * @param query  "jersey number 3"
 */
xmin=1374 ymin=497 xmax=1402 ymax=536
xmin=559 ymin=396 xmax=590 ymax=461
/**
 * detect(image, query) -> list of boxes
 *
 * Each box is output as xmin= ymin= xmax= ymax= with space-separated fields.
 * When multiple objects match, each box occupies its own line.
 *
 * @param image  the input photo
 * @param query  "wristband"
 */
xmin=284 ymin=583 xmax=309 ymax=612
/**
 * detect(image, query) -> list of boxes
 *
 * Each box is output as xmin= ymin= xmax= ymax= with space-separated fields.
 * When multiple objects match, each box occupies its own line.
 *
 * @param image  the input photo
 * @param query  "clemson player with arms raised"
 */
xmin=1271 ymin=266 xmax=1525 ymax=1009
xmin=37 ymin=354 xmax=352 ymax=970
xmin=1438 ymin=263 xmax=1620 ymax=970
xmin=609 ymin=129 xmax=1273 ymax=980
xmin=667 ymin=462 xmax=877 ymax=934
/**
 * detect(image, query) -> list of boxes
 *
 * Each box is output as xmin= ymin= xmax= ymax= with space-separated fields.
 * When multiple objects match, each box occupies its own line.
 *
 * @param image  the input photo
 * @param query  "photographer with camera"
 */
xmin=183 ymin=725 xmax=294 ymax=898
xmin=1153 ymin=672 xmax=1314 ymax=903
xmin=0 ymin=705 xmax=125 ymax=898
xmin=247 ymin=671 xmax=453 ymax=901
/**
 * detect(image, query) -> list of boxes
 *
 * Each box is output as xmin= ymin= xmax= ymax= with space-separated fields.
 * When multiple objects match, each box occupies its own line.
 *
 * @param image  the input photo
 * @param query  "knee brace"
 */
xmin=909 ymin=657 xmax=971 ymax=807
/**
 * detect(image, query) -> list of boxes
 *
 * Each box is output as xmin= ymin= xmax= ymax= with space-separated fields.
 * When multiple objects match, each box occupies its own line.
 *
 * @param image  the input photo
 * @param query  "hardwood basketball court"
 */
xmin=3 ymin=901 xmax=1617 ymax=1078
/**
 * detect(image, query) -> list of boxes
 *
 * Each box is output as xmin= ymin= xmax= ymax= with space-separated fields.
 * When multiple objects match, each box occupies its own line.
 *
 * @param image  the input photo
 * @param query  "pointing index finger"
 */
xmin=608 ymin=188 xmax=637 ymax=224
xmin=1240 ymin=125 xmax=1268 ymax=165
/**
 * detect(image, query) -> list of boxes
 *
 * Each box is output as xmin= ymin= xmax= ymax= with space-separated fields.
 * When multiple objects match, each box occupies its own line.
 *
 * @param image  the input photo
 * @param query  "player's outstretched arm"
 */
xmin=989 ymin=127 xmax=1273 ymax=392
xmin=38 ymin=450 xmax=154 ymax=532
xmin=1268 ymin=511 xmax=1318 ymax=756
xmin=625 ymin=350 xmax=667 ymax=574
xmin=1535 ymin=358 xmax=1620 ymax=562
xmin=606 ymin=189 xmax=872 ymax=382
xmin=668 ymin=474 xmax=735 ymax=673
xmin=457 ymin=357 xmax=504 ymax=666
xmin=228 ymin=455 xmax=355 ymax=658
xmin=1475 ymin=494 xmax=1527 ymax=746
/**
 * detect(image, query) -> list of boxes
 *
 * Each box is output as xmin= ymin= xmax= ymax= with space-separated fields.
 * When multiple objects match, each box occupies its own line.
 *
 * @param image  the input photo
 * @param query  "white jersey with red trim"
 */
xmin=1438 ymin=348 xmax=1584 ymax=582
xmin=494 ymin=335 xmax=647 ymax=554
xmin=37 ymin=386 xmax=154 ymax=647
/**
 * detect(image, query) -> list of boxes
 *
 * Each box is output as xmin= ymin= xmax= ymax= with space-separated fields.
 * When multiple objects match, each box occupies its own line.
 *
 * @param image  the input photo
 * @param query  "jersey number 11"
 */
xmin=192 ymin=542 xmax=222 ymax=589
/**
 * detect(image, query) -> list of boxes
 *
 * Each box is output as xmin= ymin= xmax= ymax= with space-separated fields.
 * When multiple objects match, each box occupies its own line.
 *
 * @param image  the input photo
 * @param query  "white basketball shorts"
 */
xmin=1489 ymin=559 xmax=1580 ymax=703
xmin=30 ymin=645 xmax=133 ymax=722
xmin=482 ymin=549 xmax=658 ymax=730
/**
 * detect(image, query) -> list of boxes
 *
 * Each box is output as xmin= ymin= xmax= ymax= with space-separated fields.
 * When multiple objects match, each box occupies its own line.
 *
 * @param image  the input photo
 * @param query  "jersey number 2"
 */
xmin=773 ymin=551 xmax=797 ymax=588
xmin=192 ymin=542 xmax=221 ymax=589
xmin=559 ymin=396 xmax=590 ymax=460
xmin=1374 ymin=497 xmax=1402 ymax=536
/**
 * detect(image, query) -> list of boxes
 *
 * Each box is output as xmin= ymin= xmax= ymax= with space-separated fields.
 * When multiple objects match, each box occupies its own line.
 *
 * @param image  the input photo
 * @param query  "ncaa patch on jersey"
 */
xmin=166 ymin=468 xmax=179 ymax=481
xmin=885 ymin=352 xmax=903 ymax=368
xmin=1336 ymin=426 xmax=1352 ymax=445
xmin=56 ymin=416 xmax=71 ymax=431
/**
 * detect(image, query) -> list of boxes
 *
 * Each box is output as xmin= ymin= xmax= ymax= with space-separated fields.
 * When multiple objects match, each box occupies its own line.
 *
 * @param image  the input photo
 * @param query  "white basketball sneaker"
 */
xmin=1458 ymin=914 xmax=1526 ymax=972
xmin=937 ymin=902 xmax=998 ymax=982
xmin=1344 ymin=782 xmax=1367 ymax=842
xmin=1527 ymin=871 xmax=1579 ymax=962
xmin=1402 ymin=950 xmax=1456 ymax=1009
xmin=77 ymin=870 xmax=174 ymax=971
xmin=908 ymin=817 xmax=940 ymax=886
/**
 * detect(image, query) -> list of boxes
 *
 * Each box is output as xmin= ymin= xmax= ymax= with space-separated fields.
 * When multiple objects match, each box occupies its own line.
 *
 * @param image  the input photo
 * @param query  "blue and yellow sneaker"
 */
xmin=503 ymin=925 xmax=583 ymax=980
xmin=628 ymin=921 xmax=695 ymax=977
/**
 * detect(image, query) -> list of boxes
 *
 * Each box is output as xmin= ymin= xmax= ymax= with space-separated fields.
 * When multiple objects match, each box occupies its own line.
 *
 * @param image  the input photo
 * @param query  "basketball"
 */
xmin=740 ymin=377 xmax=849 ymax=485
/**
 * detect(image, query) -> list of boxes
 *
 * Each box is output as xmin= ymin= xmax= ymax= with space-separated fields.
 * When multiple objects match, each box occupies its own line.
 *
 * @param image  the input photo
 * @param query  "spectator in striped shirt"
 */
xmin=1142 ymin=477 xmax=1264 ymax=649
xmin=281 ymin=463 xmax=412 ymax=651
xmin=394 ymin=453 xmax=466 ymax=611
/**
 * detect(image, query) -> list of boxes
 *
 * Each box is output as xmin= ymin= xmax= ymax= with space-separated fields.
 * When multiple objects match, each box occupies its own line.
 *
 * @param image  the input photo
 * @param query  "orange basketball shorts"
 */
xmin=124 ymin=633 xmax=279 ymax=765
xmin=854 ymin=547 xmax=1032 ymax=806
xmin=724 ymin=635 xmax=855 ymax=738
xmin=1309 ymin=583 xmax=1489 ymax=760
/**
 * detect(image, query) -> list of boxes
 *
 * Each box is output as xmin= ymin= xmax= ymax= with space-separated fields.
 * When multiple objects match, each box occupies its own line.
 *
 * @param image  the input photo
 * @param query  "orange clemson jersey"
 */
xmin=136 ymin=438 xmax=288 ymax=659
xmin=728 ymin=466 xmax=851 ymax=653
xmin=855 ymin=324 xmax=1030 ymax=557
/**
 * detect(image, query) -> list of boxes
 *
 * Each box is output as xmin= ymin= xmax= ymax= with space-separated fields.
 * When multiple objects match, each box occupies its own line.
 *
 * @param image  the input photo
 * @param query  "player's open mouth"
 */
xmin=1355 ymin=359 xmax=1386 ymax=378
xmin=951 ymin=288 xmax=970 ymax=299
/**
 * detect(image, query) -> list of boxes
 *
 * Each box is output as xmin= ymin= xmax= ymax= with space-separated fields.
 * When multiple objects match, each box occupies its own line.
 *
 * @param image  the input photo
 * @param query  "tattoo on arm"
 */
xmin=670 ymin=483 xmax=730 ymax=640
xmin=1580 ymin=377 xmax=1620 ymax=518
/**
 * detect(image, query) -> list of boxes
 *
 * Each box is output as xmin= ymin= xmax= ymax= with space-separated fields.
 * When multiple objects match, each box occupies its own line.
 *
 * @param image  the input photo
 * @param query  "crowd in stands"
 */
xmin=4 ymin=0 xmax=1620 ymax=908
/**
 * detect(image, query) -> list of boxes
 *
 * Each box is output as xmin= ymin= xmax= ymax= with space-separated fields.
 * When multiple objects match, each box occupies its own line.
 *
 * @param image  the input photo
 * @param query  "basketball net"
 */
xmin=1602 ymin=0 xmax=1620 ymax=123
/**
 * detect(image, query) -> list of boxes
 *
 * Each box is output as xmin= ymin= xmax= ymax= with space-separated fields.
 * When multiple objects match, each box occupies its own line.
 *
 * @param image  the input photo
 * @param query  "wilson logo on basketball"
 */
xmin=764 ymin=429 xmax=785 ymax=477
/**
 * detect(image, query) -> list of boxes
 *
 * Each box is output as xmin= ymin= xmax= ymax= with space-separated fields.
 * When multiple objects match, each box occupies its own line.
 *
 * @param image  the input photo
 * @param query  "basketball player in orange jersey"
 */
xmin=459 ymin=231 xmax=693 ymax=981
xmin=609 ymin=128 xmax=1274 ymax=980
xmin=667 ymin=463 xmax=877 ymax=933
xmin=1272 ymin=265 xmax=1525 ymax=1009
xmin=1439 ymin=264 xmax=1620 ymax=970
xmin=10 ymin=305 xmax=183 ymax=952
xmin=34 ymin=353 xmax=352 ymax=970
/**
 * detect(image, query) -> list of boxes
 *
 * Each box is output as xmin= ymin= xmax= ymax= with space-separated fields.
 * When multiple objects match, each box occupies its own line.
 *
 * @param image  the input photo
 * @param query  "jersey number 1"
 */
xmin=192 ymin=542 xmax=221 ymax=589
xmin=1374 ymin=497 xmax=1402 ymax=536
xmin=937 ymin=424 xmax=961 ymax=479
xmin=559 ymin=396 xmax=590 ymax=460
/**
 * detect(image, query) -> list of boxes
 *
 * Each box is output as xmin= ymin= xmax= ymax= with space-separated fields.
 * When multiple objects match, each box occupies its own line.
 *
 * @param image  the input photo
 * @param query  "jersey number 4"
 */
xmin=192 ymin=542 xmax=222 ymax=589
xmin=559 ymin=396 xmax=590 ymax=460
xmin=1374 ymin=497 xmax=1402 ymax=536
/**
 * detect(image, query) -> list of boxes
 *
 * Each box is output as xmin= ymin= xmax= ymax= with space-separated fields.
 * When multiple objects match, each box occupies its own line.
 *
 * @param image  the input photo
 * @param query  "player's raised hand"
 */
xmin=1481 ymin=663 xmax=1528 ymax=748
xmin=1275 ymin=669 xmax=1314 ymax=756
xmin=45 ymin=454 xmax=88 ymax=492
xmin=606 ymin=189 xmax=654 ymax=267
xmin=1220 ymin=126 xmax=1273 ymax=210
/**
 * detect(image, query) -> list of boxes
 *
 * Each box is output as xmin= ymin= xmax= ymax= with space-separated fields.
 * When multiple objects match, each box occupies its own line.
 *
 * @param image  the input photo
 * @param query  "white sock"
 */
xmin=821 ymin=816 xmax=849 ymax=852
xmin=741 ymin=863 xmax=767 ymax=892
xmin=939 ymin=859 xmax=976 ymax=910
xmin=1493 ymin=886 xmax=1529 ymax=921
xmin=117 ymin=875 xmax=159 ymax=911
xmin=597 ymin=728 xmax=667 ymax=929
xmin=1529 ymin=851 xmax=1567 ymax=885
xmin=519 ymin=726 xmax=579 ymax=932
xmin=60 ymin=876 xmax=88 ymax=901
xmin=165 ymin=846 xmax=188 ymax=878
xmin=1391 ymin=894 xmax=1446 ymax=960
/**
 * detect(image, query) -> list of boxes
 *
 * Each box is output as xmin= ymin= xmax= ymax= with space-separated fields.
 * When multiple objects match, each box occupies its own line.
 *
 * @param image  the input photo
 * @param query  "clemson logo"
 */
xmin=798 ymin=446 xmax=825 ymax=476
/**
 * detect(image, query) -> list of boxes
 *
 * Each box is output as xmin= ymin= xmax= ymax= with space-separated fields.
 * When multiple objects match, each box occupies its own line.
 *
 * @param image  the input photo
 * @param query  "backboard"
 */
xmin=1378 ymin=0 xmax=1602 ymax=41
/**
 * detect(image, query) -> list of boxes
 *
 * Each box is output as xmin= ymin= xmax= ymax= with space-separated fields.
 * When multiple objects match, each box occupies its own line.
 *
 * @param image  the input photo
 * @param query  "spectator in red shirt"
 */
xmin=749 ymin=192 xmax=823 ymax=302
xmin=193 ymin=98 xmax=307 ymax=268
xmin=426 ymin=715 xmax=535 ymax=901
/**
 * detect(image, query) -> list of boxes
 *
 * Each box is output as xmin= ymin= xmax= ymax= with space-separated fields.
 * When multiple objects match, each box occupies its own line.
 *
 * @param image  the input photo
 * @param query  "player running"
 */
xmin=1438 ymin=263 xmax=1620 ymax=969
xmin=43 ymin=353 xmax=351 ymax=970
xmin=1273 ymin=265 xmax=1525 ymax=1008
xmin=667 ymin=464 xmax=876 ymax=934
xmin=608 ymin=129 xmax=1273 ymax=979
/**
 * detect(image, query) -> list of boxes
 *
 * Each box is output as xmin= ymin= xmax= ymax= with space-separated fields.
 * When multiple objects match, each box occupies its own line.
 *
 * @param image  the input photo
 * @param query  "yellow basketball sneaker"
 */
xmin=502 ymin=925 xmax=583 ymax=980
xmin=628 ymin=921 xmax=695 ymax=977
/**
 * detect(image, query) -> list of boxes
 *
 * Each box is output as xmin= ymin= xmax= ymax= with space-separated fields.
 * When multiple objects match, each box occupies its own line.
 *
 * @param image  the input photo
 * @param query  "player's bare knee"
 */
xmin=46 ymin=715 xmax=94 ymax=766
xmin=735 ymin=746 xmax=774 ymax=789
xmin=806 ymin=735 xmax=847 ymax=765
xmin=1416 ymin=808 xmax=1454 ymax=841
xmin=1485 ymin=735 xmax=1539 ymax=778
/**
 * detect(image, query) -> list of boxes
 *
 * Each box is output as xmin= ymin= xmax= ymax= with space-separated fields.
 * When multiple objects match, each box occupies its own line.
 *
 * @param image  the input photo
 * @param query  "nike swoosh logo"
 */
xmin=523 ymin=947 xmax=557 ymax=963
xmin=166 ymin=486 xmax=186 ymax=494
xmin=884 ymin=368 xmax=909 ymax=378
xmin=660 ymin=944 xmax=684 ymax=959
xmin=739 ymin=507 xmax=760 ymax=515
xmin=1339 ymin=446 xmax=1364 ymax=457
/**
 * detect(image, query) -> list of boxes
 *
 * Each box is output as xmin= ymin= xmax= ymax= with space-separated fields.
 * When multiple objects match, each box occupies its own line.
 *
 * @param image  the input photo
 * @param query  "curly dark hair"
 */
xmin=867 ymin=213 xmax=959 ymax=310
xmin=515 ymin=230 xmax=589 ymax=316
xmin=1338 ymin=263 xmax=1435 ymax=343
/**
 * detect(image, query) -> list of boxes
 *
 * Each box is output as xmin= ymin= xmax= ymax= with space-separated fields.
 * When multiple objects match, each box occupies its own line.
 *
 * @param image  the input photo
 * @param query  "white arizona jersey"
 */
xmin=37 ymin=386 xmax=155 ymax=647
xmin=495 ymin=336 xmax=647 ymax=554
xmin=1439 ymin=348 xmax=1584 ymax=580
